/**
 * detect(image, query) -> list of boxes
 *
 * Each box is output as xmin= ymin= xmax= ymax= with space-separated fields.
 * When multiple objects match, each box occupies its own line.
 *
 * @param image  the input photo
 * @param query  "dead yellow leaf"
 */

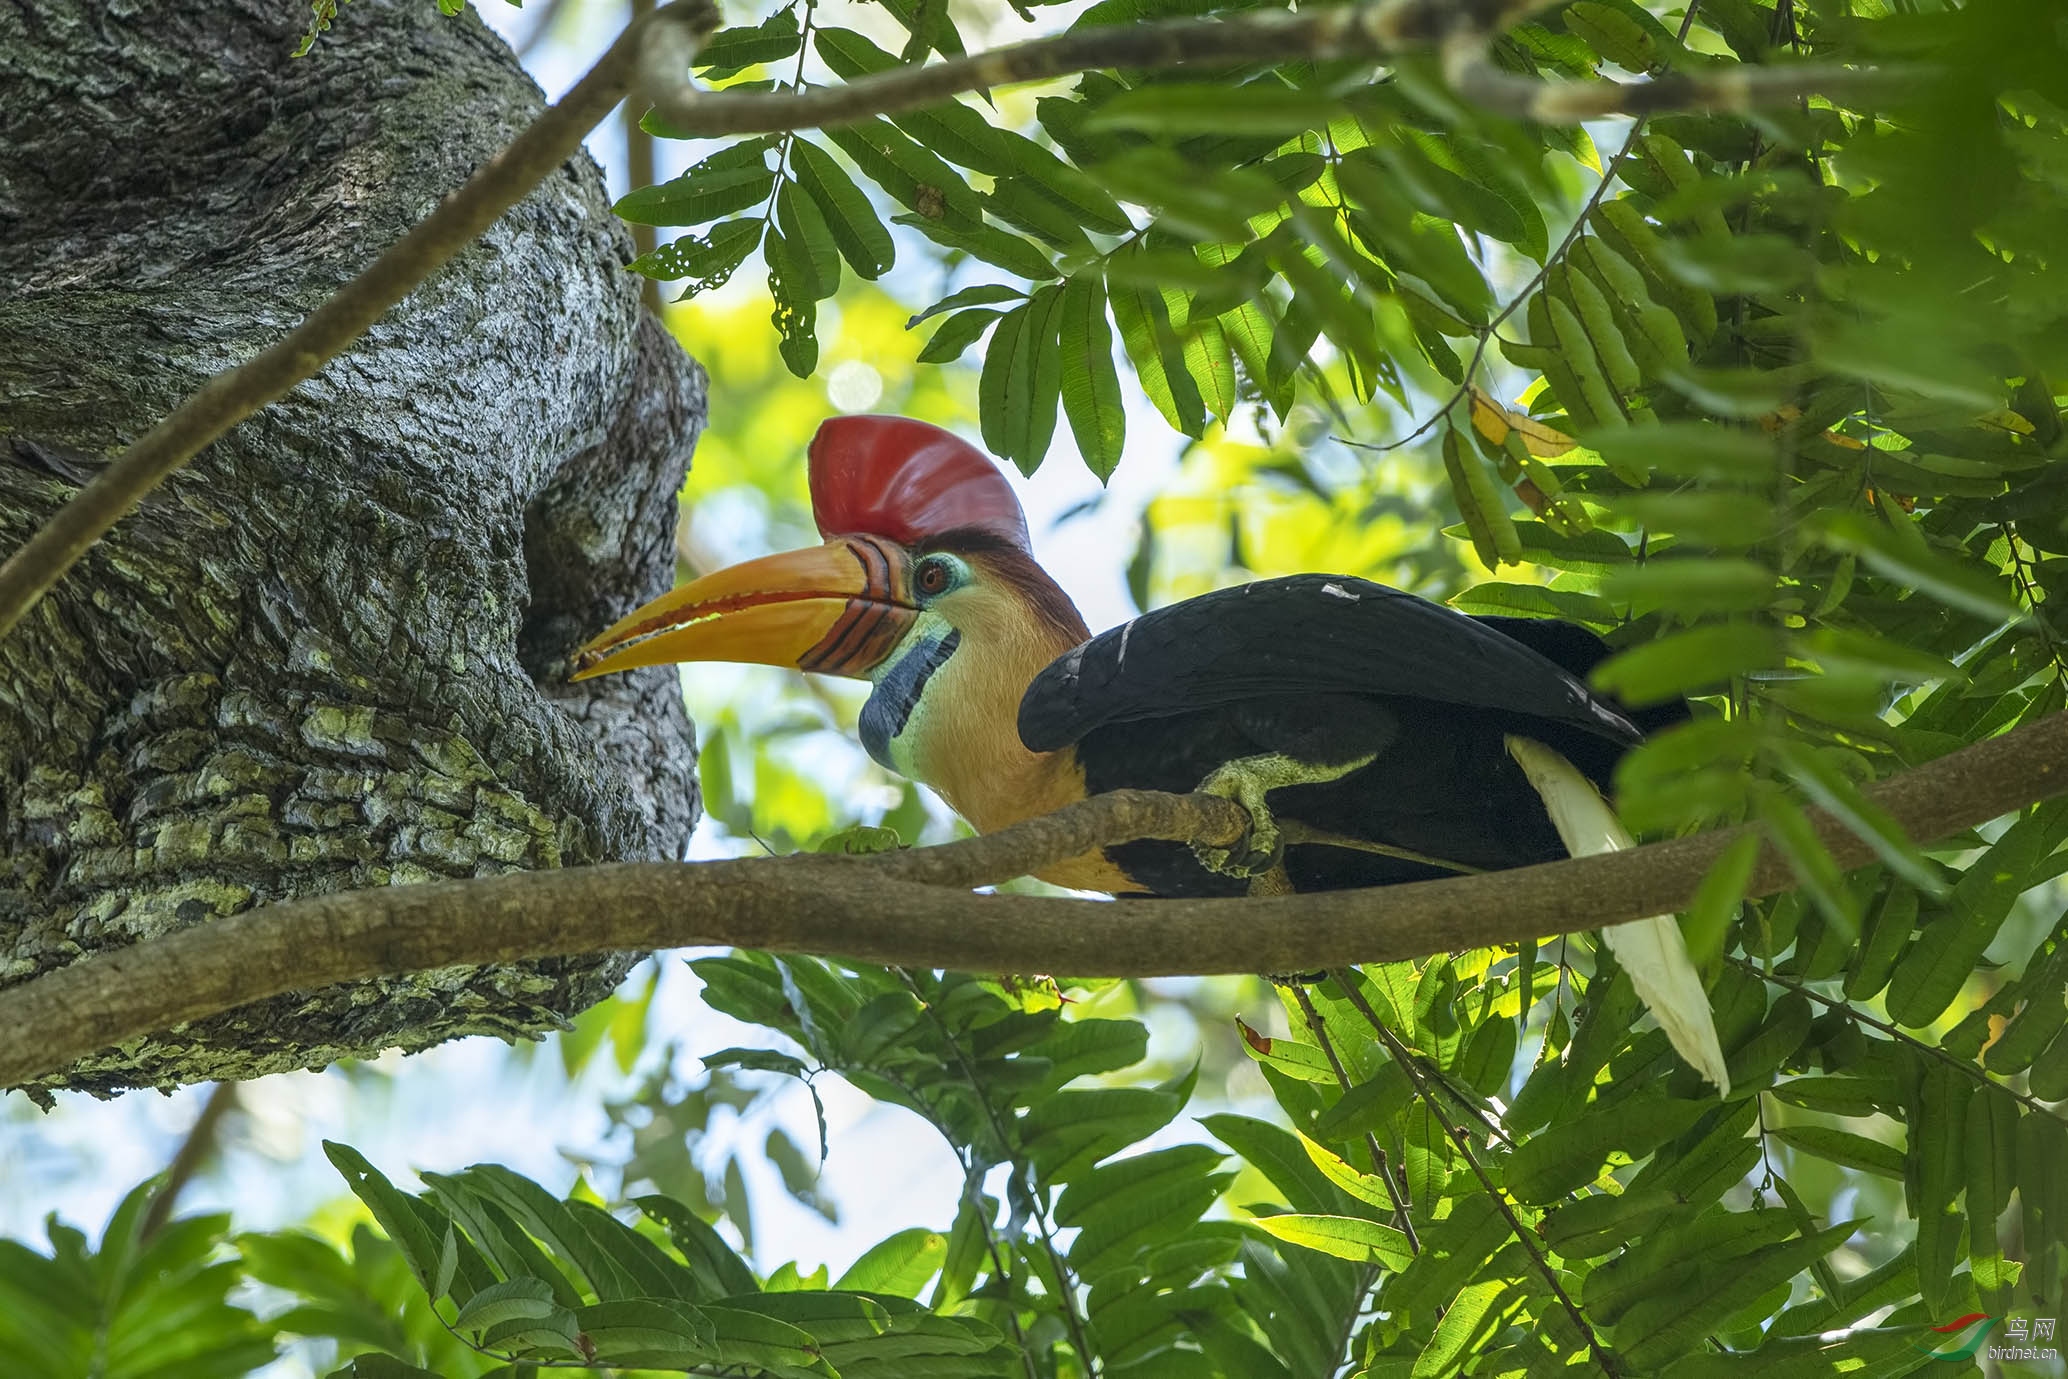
xmin=1468 ymin=385 xmax=1577 ymax=458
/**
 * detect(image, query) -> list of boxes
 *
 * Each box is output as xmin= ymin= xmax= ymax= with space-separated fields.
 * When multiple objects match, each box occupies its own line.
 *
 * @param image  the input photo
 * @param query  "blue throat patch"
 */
xmin=859 ymin=630 xmax=962 ymax=771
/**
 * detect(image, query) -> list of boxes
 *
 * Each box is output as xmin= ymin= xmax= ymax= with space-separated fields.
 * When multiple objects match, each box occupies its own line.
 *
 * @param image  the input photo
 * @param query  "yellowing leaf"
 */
xmin=1468 ymin=385 xmax=1576 ymax=458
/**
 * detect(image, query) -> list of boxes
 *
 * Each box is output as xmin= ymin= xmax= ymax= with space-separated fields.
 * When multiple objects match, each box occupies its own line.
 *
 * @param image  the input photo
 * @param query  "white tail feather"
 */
xmin=1506 ymin=735 xmax=1732 ymax=1096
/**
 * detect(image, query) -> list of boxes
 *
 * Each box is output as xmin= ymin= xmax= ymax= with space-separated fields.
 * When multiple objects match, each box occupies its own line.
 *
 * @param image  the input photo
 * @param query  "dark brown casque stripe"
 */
xmin=800 ymin=536 xmax=914 ymax=675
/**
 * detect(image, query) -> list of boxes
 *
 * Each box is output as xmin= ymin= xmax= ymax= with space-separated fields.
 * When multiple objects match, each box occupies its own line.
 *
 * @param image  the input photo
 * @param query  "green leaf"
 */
xmin=1542 ymin=1189 xmax=1685 ymax=1261
xmin=1235 ymin=1018 xmax=1338 ymax=1085
xmin=1058 ymin=273 xmax=1125 ymax=482
xmin=703 ymin=1304 xmax=838 ymax=1377
xmin=1591 ymin=623 xmax=1782 ymax=706
xmin=984 ymin=176 xmax=1095 ymax=251
xmin=1007 ymin=141 xmax=1132 ymax=234
xmin=1818 ymin=511 xmax=2025 ymax=624
xmin=326 ymin=1358 xmax=444 ymax=1379
xmin=916 ymin=307 xmax=1002 ymax=364
xmin=688 ymin=10 xmax=802 ymax=78
xmin=1249 ymin=1213 xmax=1414 ymax=1268
xmin=1586 ymin=423 xmax=1778 ymax=484
xmin=1772 ymin=743 xmax=1940 ymax=894
xmin=1056 ymin=1144 xmax=1230 ymax=1275
xmin=1091 ymin=149 xmax=1268 ymax=243
xmin=323 ymin=1144 xmax=453 ymax=1298
xmin=442 ymin=1164 xmax=646 ymax=1303
xmin=1448 ymin=583 xmax=1617 ymax=625
xmin=452 ymin=1277 xmax=557 ymax=1334
xmin=775 ymin=180 xmax=841 ymax=301
xmin=616 ymin=165 xmax=776 ymax=228
xmin=979 ymin=285 xmax=1065 ymax=475
xmin=1504 ymin=1093 xmax=1710 ymax=1205
xmin=1295 ymin=1134 xmax=1399 ymax=1214
xmin=1966 ymin=1087 xmax=2020 ymax=1309
xmin=2018 ymin=1110 xmax=2067 ymax=1302
xmin=635 ymin=1195 xmax=761 ymax=1299
xmin=1414 ymin=1277 xmax=1517 ymax=1378
xmin=717 ymin=1291 xmax=891 ymax=1345
xmin=573 ymin=1298 xmax=721 ymax=1366
xmin=1887 ymin=800 xmax=2068 ymax=1027
xmin=909 ymin=284 xmax=1025 ymax=327
xmin=1202 ymin=1113 xmax=1354 ymax=1217
xmin=835 ymin=1229 xmax=948 ymax=1296
xmin=765 ymin=227 xmax=820 ymax=378
xmin=791 ymin=140 xmax=895 ymax=280
xmin=1684 ymin=832 xmax=1759 ymax=966
xmin=1109 ymin=271 xmax=1205 ymax=438
xmin=1767 ymin=1125 xmax=1905 ymax=1179
xmin=1912 ymin=1061 xmax=1973 ymax=1316
xmin=893 ymin=214 xmax=1057 ymax=281
xmin=1020 ymin=1080 xmax=1187 ymax=1184
xmin=1845 ymin=883 xmax=1918 ymax=1003
xmin=1025 ymin=1017 xmax=1149 ymax=1090
xmin=1614 ymin=1221 xmax=1858 ymax=1368
xmin=627 ymin=218 xmax=764 ymax=298
xmin=1602 ymin=558 xmax=1777 ymax=615
xmin=823 ymin=118 xmax=983 ymax=229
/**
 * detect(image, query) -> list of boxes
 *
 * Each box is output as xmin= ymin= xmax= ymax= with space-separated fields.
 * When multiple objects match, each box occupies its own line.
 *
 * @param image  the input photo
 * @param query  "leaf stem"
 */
xmin=1725 ymin=957 xmax=2067 ymax=1123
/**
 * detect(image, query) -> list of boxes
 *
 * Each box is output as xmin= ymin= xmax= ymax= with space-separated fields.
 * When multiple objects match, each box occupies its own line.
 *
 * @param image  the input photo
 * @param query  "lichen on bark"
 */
xmin=0 ymin=0 xmax=703 ymax=1096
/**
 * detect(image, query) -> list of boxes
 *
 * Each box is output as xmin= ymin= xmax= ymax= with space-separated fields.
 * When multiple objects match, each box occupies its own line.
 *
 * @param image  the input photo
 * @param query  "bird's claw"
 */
xmin=1192 ymin=763 xmax=1286 ymax=879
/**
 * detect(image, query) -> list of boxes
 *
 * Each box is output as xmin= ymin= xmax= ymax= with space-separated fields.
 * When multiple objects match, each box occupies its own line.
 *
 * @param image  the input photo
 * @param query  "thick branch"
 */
xmin=4 ymin=711 xmax=2065 ymax=1093
xmin=0 ymin=0 xmax=721 ymax=641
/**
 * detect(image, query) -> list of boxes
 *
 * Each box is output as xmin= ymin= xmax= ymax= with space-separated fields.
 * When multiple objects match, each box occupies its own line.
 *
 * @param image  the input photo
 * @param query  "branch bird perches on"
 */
xmin=4 ymin=708 xmax=2066 ymax=1093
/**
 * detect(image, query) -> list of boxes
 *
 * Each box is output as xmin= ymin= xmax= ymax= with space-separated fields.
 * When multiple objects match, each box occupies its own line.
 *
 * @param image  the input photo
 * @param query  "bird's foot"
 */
xmin=1192 ymin=759 xmax=1287 ymax=879
xmin=1190 ymin=751 xmax=1376 ymax=881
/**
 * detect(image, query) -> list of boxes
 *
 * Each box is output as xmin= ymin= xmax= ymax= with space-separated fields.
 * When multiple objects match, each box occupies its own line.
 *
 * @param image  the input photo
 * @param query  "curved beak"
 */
xmin=570 ymin=536 xmax=916 ymax=681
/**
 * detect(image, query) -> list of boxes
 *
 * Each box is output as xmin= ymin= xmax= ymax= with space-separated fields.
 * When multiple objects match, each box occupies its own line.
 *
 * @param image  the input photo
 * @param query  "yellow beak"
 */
xmin=569 ymin=536 xmax=916 ymax=681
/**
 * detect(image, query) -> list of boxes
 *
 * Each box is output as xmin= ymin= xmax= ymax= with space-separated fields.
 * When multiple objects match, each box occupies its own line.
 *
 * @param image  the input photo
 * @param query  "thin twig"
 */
xmin=1330 ymin=971 xmax=1618 ymax=1377
xmin=138 ymin=1081 xmax=239 ymax=1241
xmin=895 ymin=970 xmax=1098 ymax=1377
xmin=1285 ymin=984 xmax=1421 ymax=1255
xmin=1283 ymin=986 xmax=1397 ymax=1377
xmin=640 ymin=0 xmax=1872 ymax=138
xmin=624 ymin=0 xmax=663 ymax=314
xmin=1726 ymin=958 xmax=2067 ymax=1123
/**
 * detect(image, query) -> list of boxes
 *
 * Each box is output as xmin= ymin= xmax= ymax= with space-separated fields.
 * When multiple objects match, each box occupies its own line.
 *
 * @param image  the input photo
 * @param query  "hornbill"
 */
xmin=573 ymin=415 xmax=1728 ymax=1092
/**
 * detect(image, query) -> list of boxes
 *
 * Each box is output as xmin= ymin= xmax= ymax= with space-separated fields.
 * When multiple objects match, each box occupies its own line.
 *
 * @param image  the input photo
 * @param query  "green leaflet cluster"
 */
xmin=689 ymin=953 xmax=1364 ymax=1375
xmin=322 ymin=1138 xmax=1017 ymax=1377
xmin=0 ymin=1180 xmax=276 ymax=1379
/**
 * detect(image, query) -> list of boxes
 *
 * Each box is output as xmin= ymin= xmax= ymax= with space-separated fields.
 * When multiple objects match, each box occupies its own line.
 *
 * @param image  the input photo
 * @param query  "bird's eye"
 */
xmin=914 ymin=556 xmax=954 ymax=598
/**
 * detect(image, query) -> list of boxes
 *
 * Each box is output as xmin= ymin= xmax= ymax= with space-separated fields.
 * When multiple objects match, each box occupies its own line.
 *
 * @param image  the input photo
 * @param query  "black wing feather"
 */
xmin=1018 ymin=575 xmax=1641 ymax=753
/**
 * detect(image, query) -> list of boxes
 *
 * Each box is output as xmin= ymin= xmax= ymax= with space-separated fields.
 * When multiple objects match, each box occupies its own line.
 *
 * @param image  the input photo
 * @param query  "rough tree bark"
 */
xmin=0 ymin=0 xmax=703 ymax=1097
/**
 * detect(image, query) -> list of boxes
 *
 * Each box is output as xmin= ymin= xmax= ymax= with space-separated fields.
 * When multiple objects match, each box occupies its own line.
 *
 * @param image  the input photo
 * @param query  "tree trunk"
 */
xmin=0 ymin=0 xmax=702 ymax=1098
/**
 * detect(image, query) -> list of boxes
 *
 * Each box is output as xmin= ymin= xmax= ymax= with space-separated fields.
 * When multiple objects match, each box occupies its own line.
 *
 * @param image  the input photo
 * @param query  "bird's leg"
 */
xmin=1192 ymin=750 xmax=1377 ymax=880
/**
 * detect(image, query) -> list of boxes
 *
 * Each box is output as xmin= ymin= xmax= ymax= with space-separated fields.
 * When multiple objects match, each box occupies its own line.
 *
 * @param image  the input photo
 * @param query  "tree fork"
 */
xmin=4 ymin=711 xmax=2064 ymax=1094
